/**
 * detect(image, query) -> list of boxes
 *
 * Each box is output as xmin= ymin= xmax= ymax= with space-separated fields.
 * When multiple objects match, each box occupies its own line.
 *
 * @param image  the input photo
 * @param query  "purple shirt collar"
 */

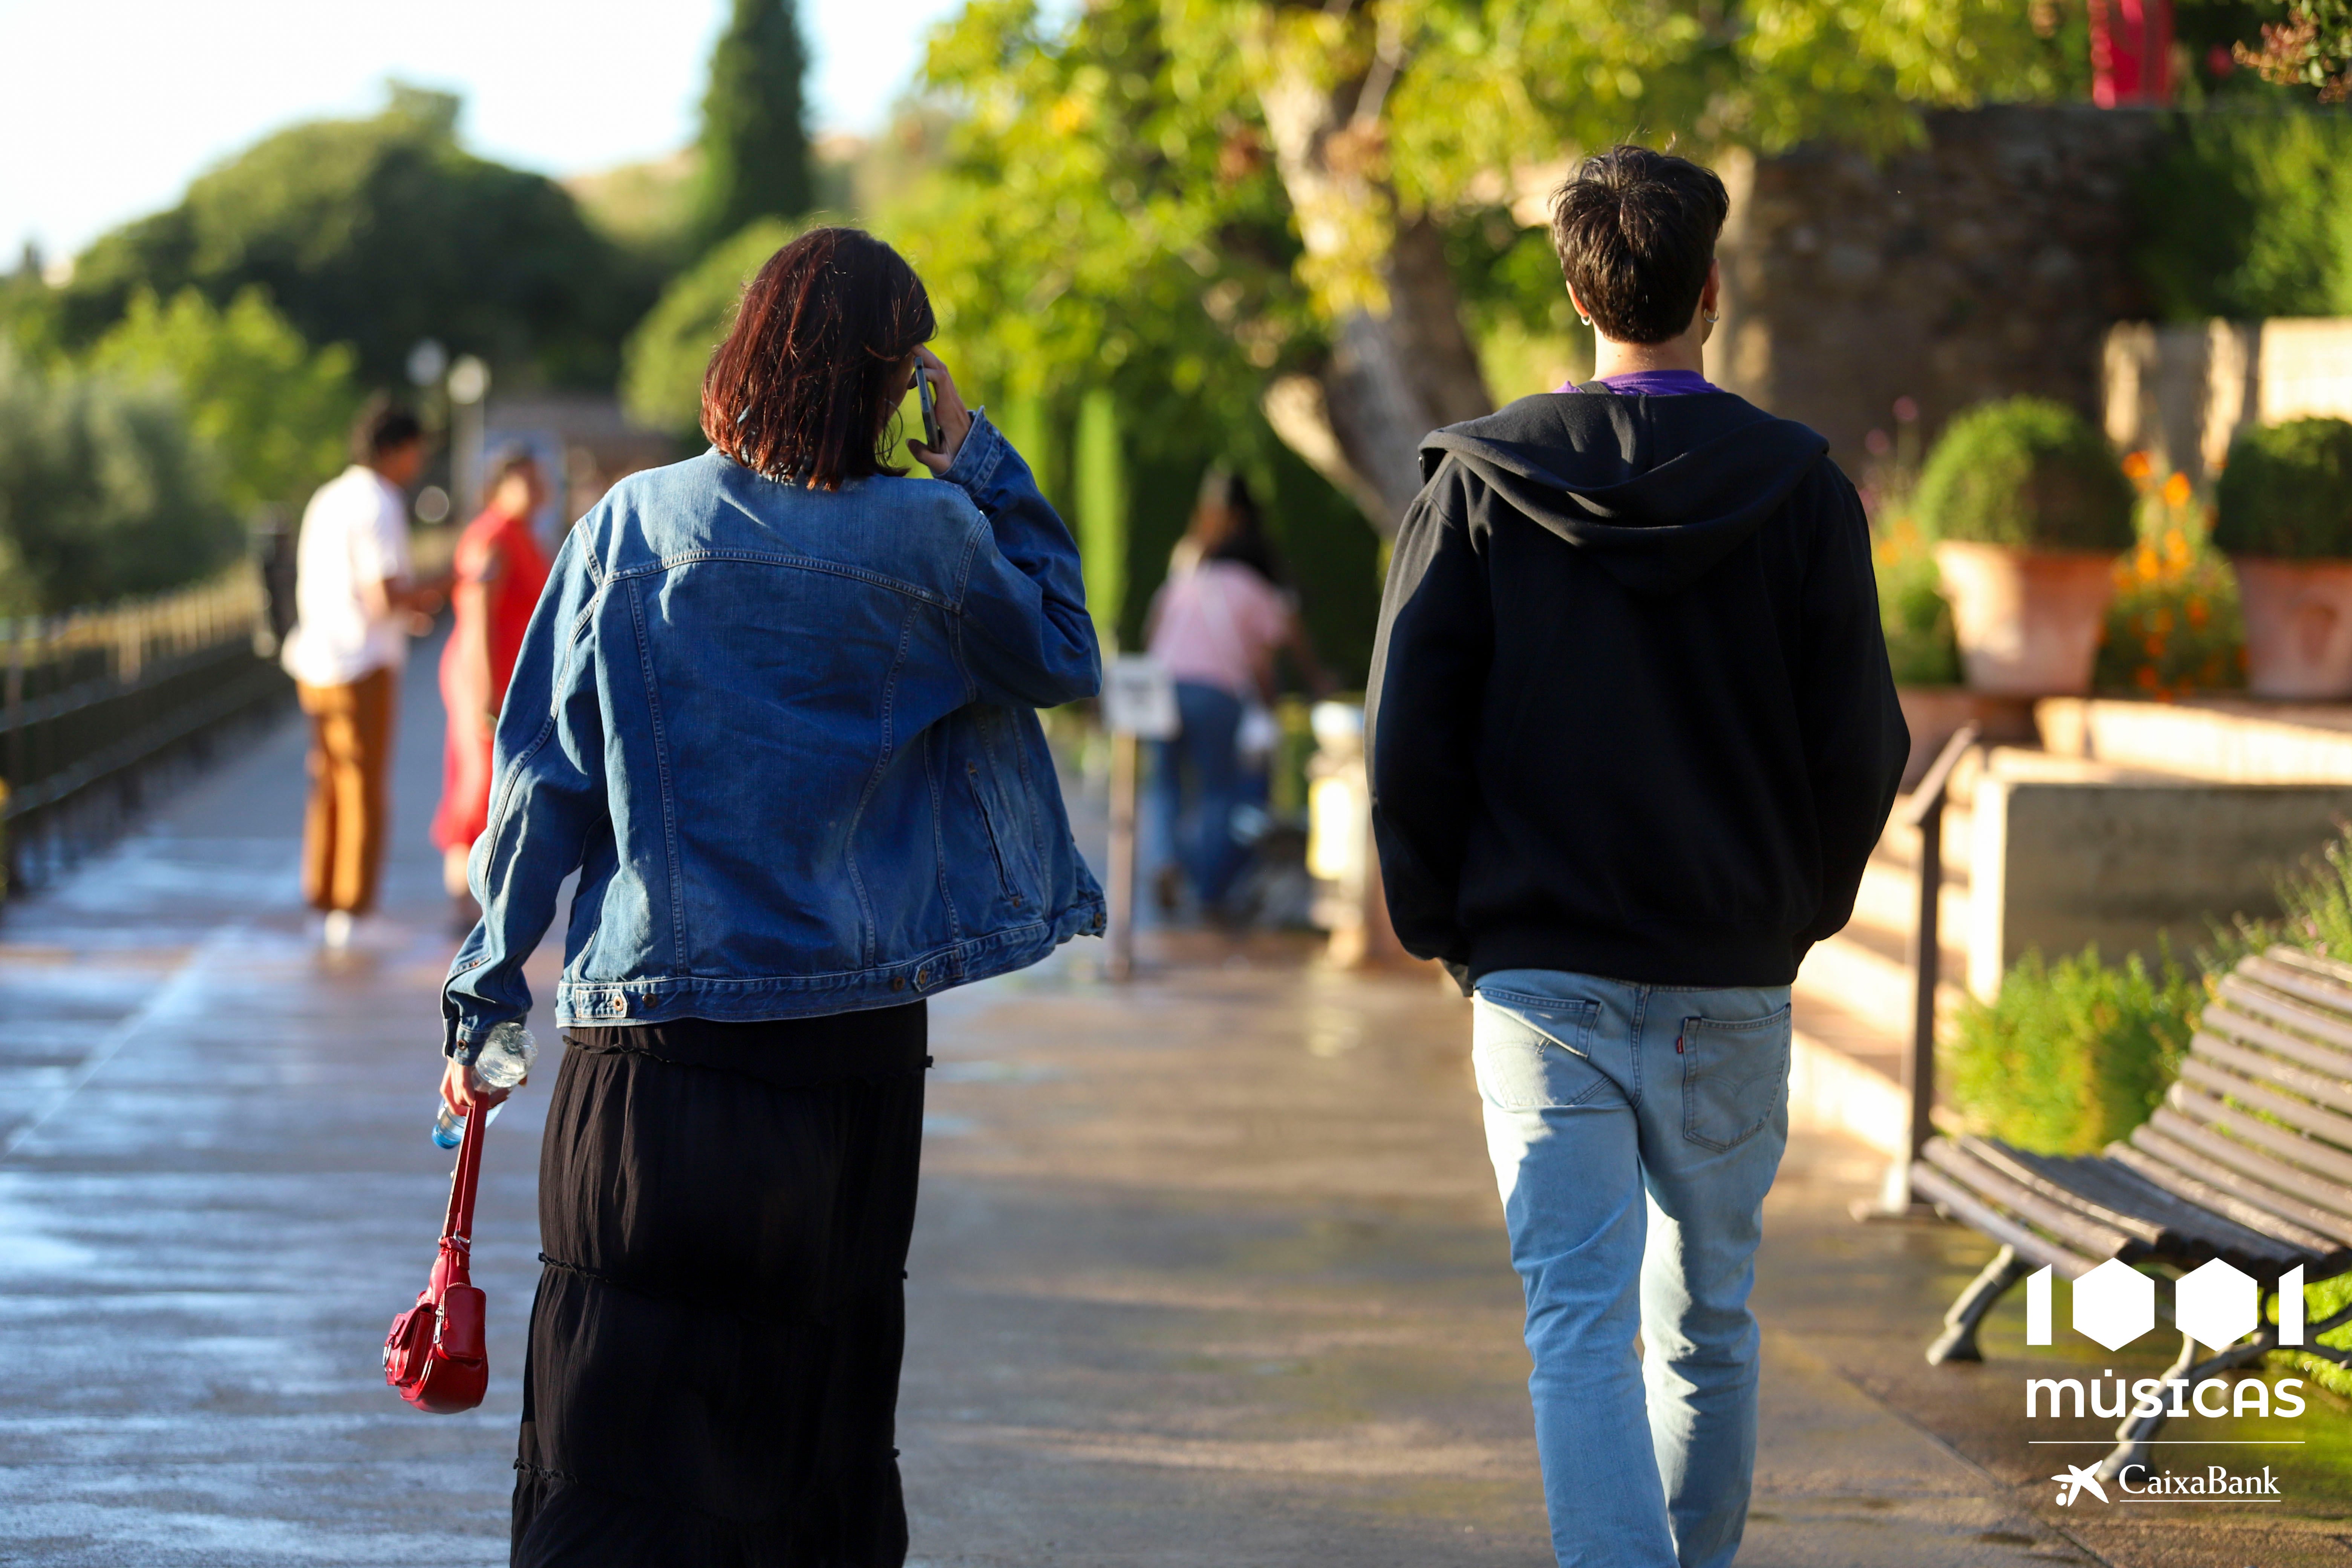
xmin=1554 ymin=369 xmax=1720 ymax=397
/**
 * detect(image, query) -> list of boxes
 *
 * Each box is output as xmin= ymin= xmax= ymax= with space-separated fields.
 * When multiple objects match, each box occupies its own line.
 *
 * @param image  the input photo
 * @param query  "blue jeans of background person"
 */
xmin=1472 ymin=969 xmax=1793 ymax=1568
xmin=1148 ymin=681 xmax=1256 ymax=910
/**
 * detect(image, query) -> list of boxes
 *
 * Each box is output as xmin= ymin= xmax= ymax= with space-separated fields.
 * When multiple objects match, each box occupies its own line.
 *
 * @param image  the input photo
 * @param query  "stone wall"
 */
xmin=1716 ymin=106 xmax=2170 ymax=466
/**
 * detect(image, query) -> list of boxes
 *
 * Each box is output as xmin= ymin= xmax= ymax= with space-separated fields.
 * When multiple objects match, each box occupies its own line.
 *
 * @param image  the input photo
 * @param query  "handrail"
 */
xmin=1899 ymin=721 xmax=1979 ymax=1174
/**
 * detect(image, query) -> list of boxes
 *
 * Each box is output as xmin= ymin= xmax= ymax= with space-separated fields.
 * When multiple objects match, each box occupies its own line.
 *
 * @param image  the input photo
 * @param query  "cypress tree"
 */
xmin=694 ymin=0 xmax=814 ymax=250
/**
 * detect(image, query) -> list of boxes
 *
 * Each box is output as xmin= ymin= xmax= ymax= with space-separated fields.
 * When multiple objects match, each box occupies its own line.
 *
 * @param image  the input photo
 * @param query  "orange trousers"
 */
xmin=297 ymin=667 xmax=396 ymax=916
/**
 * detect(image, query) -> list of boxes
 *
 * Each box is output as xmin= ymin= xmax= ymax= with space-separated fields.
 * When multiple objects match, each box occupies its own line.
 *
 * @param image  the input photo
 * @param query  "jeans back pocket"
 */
xmin=1678 ymin=1004 xmax=1793 ymax=1151
xmin=1472 ymin=991 xmax=1610 ymax=1112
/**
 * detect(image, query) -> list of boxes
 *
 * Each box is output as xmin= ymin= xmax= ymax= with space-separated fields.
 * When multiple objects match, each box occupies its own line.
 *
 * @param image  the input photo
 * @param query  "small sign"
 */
xmin=1102 ymin=654 xmax=1178 ymax=738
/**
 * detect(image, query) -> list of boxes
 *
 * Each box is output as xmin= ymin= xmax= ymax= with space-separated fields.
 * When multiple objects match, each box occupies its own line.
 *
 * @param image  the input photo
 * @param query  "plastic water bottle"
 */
xmin=431 ymin=1021 xmax=538 ymax=1148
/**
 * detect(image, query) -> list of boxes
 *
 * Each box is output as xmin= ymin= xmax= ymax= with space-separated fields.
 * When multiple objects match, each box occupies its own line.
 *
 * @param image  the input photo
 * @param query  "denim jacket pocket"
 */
xmin=1678 ymin=1004 xmax=1793 ymax=1152
xmin=966 ymin=762 xmax=1024 ymax=908
xmin=1472 ymin=991 xmax=1608 ymax=1112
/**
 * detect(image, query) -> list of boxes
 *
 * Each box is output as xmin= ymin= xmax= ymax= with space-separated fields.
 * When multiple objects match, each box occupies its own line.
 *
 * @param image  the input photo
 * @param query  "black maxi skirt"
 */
xmin=510 ymin=1004 xmax=928 ymax=1568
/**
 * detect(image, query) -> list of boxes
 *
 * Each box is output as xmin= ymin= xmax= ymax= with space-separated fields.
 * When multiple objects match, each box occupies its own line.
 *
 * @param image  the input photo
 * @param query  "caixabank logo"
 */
xmin=2015 ymin=1257 xmax=2314 ymax=1506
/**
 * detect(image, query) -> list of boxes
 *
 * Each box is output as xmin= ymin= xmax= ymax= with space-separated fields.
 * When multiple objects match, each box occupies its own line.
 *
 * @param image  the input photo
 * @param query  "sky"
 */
xmin=0 ymin=0 xmax=968 ymax=266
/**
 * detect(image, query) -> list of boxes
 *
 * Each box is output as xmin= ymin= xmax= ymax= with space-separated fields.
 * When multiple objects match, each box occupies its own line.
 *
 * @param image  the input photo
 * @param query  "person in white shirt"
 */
xmin=281 ymin=399 xmax=437 ymax=946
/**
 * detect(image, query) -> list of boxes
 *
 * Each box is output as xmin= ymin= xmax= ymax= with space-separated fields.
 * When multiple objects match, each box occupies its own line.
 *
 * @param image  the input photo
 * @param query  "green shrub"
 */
xmin=2132 ymin=112 xmax=2352 ymax=323
xmin=2212 ymin=416 xmax=2352 ymax=559
xmin=0 ymin=348 xmax=238 ymax=612
xmin=1944 ymin=945 xmax=2201 ymax=1156
xmin=1874 ymin=519 xmax=1962 ymax=685
xmin=1915 ymin=397 xmax=2136 ymax=552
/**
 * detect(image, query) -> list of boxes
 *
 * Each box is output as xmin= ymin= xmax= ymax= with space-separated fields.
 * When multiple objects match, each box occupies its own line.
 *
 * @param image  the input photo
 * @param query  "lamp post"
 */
xmin=447 ymin=355 xmax=490 ymax=517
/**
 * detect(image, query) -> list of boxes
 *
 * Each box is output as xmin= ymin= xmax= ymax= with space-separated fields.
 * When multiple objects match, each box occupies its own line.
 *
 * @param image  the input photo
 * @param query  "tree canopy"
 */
xmin=87 ymin=287 xmax=359 ymax=516
xmin=901 ymin=0 xmax=2087 ymax=535
xmin=0 ymin=349 xmax=239 ymax=614
xmin=57 ymin=86 xmax=655 ymax=390
xmin=623 ymin=216 xmax=809 ymax=435
xmin=694 ymin=0 xmax=816 ymax=250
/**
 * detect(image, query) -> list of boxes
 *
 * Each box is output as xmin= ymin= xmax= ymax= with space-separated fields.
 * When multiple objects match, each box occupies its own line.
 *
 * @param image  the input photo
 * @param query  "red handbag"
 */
xmin=383 ymin=1099 xmax=490 ymax=1413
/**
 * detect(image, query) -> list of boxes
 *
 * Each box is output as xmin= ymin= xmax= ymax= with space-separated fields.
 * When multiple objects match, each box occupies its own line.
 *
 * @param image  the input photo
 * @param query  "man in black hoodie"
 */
xmin=1366 ymin=147 xmax=1907 ymax=1568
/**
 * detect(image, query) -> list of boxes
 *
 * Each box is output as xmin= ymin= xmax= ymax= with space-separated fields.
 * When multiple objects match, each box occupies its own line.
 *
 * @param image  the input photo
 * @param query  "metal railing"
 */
xmin=1 ymin=570 xmax=288 ymax=895
xmin=1892 ymin=721 xmax=1979 ymax=1194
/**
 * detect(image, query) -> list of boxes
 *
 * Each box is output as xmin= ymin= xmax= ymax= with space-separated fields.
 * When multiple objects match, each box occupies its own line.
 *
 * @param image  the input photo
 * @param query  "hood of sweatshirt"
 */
xmin=1419 ymin=389 xmax=1831 ymax=595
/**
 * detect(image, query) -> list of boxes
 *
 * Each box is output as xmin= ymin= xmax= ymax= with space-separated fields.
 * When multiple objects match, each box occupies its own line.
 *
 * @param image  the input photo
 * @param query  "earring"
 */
xmin=1577 ymin=314 xmax=1593 ymax=327
xmin=1702 ymin=310 xmax=1720 ymax=324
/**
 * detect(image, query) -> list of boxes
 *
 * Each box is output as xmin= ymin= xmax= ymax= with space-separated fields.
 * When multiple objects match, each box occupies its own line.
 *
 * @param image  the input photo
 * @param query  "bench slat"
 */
xmin=1922 ymin=1140 xmax=2141 ymax=1259
xmin=2257 ymin=945 xmax=2352 ymax=991
xmin=2192 ymin=1006 xmax=2352 ymax=1090
xmin=2145 ymin=1106 xmax=2352 ymax=1223
xmin=1996 ymin=1142 xmax=2323 ymax=1267
xmin=2167 ymin=1083 xmax=2352 ymax=1188
xmin=1909 ymin=1163 xmax=2103 ymax=1280
xmin=2179 ymin=1055 xmax=2352 ymax=1154
xmin=2190 ymin=1026 xmax=2352 ymax=1118
xmin=2237 ymin=957 xmax=2352 ymax=1038
xmin=1952 ymin=1138 xmax=2168 ymax=1246
xmin=2109 ymin=1137 xmax=2351 ymax=1255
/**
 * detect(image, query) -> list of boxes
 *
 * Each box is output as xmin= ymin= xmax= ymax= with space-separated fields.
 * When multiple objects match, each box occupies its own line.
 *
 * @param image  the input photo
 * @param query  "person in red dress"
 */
xmin=432 ymin=450 xmax=552 ymax=924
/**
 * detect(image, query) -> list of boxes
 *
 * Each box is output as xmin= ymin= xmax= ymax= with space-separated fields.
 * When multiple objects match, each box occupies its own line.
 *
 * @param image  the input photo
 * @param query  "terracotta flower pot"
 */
xmin=2232 ymin=557 xmax=2352 ymax=700
xmin=1933 ymin=542 xmax=2118 ymax=697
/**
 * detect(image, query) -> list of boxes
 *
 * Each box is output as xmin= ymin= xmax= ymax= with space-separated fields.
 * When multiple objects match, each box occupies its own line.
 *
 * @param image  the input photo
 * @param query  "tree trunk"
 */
xmin=1255 ymin=65 xmax=1491 ymax=539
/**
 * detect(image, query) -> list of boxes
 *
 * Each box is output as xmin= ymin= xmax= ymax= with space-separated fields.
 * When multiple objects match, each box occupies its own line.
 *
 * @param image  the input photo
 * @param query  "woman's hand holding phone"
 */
xmin=907 ymin=346 xmax=972 ymax=475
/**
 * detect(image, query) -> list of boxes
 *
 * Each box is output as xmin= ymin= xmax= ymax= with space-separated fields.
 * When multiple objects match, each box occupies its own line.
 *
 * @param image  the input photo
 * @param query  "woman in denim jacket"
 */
xmin=435 ymin=228 xmax=1102 ymax=1566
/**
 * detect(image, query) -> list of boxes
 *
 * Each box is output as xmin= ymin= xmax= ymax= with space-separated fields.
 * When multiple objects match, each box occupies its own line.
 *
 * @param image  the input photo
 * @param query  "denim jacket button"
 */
xmin=915 ymin=965 xmax=931 ymax=988
xmin=890 ymin=977 xmax=906 ymax=992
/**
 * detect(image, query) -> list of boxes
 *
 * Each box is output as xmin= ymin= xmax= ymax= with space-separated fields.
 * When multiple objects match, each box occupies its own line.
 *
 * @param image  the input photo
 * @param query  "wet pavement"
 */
xmin=2 ymin=640 xmax=2346 ymax=1566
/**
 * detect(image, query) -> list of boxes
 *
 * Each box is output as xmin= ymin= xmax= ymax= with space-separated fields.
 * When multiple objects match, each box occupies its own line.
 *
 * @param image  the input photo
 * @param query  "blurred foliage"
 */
xmin=567 ymin=152 xmax=703 ymax=279
xmin=694 ymin=0 xmax=816 ymax=251
xmin=2234 ymin=0 xmax=2352 ymax=101
xmin=57 ymin=86 xmax=655 ymax=390
xmin=1945 ymin=943 xmax=2202 ymax=1156
xmin=86 ymin=288 xmax=359 ymax=517
xmin=621 ymin=216 xmax=813 ymax=437
xmin=2212 ymin=415 xmax=2352 ymax=558
xmin=1916 ymin=397 xmax=2136 ymax=551
xmin=0 ymin=349 xmax=239 ymax=614
xmin=1872 ymin=517 xmax=1962 ymax=686
xmin=2095 ymin=458 xmax=2247 ymax=696
xmin=911 ymin=0 xmax=2085 ymax=409
xmin=2132 ymin=111 xmax=2352 ymax=321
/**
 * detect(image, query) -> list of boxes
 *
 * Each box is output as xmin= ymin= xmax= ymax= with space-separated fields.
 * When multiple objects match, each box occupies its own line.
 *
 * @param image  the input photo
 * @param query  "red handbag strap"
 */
xmin=441 ymin=1097 xmax=487 ymax=1248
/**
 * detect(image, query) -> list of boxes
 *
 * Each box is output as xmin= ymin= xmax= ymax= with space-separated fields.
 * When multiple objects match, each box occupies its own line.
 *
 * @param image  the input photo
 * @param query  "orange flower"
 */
xmin=2136 ymin=546 xmax=2162 ymax=580
xmin=2145 ymin=634 xmax=2167 ymax=658
xmin=2186 ymin=596 xmax=2210 ymax=629
xmin=2136 ymin=665 xmax=2161 ymax=690
xmin=2122 ymin=450 xmax=2154 ymax=481
xmin=2163 ymin=473 xmax=2193 ymax=508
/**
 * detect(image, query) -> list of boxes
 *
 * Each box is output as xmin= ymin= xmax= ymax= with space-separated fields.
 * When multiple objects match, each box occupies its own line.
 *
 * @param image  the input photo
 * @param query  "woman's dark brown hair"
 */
xmin=700 ymin=227 xmax=936 ymax=489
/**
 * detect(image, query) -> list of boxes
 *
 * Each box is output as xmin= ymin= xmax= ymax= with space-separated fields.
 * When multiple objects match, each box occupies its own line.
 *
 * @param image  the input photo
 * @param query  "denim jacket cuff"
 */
xmin=940 ymin=407 xmax=1004 ymax=495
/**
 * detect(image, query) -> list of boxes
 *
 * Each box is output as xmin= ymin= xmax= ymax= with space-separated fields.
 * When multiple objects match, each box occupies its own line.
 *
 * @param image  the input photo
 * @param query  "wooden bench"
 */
xmin=1910 ymin=944 xmax=2352 ymax=1479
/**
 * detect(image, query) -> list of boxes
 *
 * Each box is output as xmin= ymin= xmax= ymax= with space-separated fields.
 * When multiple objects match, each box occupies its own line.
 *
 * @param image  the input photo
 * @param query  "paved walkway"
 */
xmin=2 ymin=642 xmax=2342 ymax=1566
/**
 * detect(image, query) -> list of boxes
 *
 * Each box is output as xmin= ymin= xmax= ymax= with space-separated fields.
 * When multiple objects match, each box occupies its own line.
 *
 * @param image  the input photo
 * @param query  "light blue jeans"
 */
xmin=1473 ymin=969 xmax=1793 ymax=1568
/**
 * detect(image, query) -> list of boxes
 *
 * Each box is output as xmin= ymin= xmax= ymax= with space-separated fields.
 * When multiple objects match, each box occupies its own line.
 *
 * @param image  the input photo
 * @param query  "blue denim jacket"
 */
xmin=440 ymin=412 xmax=1104 ymax=1060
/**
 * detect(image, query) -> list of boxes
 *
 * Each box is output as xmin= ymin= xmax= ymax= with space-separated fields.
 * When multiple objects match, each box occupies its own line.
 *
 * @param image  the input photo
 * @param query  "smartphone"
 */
xmin=917 ymin=364 xmax=943 ymax=450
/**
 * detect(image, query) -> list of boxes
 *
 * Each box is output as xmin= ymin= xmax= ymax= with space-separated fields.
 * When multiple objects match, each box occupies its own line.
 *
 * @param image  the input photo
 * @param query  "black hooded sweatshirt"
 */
xmin=1365 ymin=387 xmax=1909 ymax=990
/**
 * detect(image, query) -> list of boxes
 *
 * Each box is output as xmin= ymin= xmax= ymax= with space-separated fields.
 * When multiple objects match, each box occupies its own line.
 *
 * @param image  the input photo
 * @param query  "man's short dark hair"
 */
xmin=352 ymin=396 xmax=424 ymax=464
xmin=1549 ymin=145 xmax=1730 ymax=345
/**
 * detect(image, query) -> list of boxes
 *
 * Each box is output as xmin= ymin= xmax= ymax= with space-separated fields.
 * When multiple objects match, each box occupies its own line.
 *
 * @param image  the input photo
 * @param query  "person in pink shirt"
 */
xmin=1144 ymin=470 xmax=1326 ymax=919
